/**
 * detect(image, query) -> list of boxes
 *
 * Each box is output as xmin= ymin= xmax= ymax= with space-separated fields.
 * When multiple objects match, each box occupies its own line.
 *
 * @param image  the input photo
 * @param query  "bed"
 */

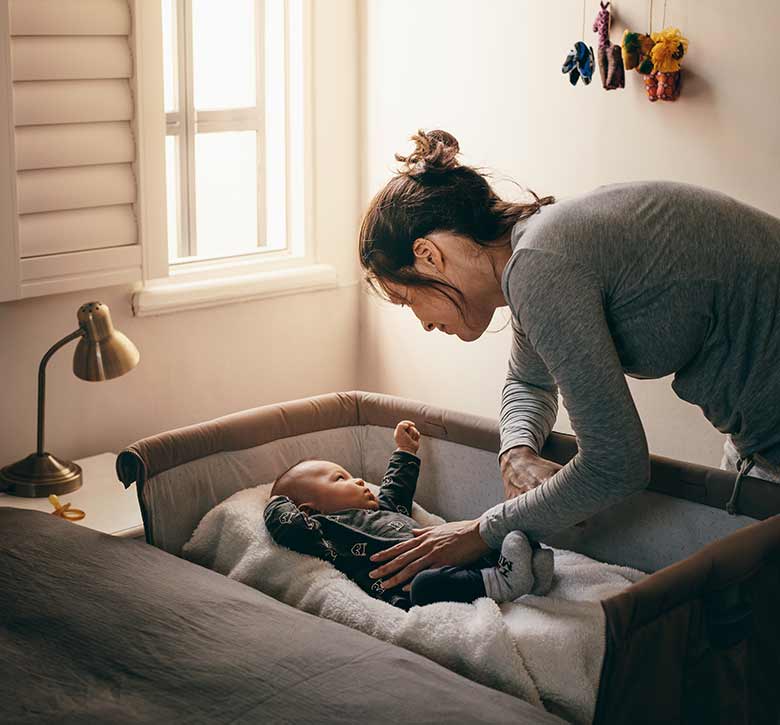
xmin=3 ymin=390 xmax=779 ymax=723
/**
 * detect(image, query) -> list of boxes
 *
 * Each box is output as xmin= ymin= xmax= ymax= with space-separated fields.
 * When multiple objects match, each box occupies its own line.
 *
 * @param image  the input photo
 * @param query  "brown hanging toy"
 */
xmin=592 ymin=2 xmax=624 ymax=90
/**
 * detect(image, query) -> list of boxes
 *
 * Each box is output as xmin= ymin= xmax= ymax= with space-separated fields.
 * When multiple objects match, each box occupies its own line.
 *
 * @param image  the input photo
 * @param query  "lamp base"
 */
xmin=0 ymin=453 xmax=83 ymax=498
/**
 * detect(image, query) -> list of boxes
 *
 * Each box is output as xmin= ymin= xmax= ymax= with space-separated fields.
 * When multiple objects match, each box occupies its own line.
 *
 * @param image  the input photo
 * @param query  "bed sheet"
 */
xmin=0 ymin=508 xmax=563 ymax=725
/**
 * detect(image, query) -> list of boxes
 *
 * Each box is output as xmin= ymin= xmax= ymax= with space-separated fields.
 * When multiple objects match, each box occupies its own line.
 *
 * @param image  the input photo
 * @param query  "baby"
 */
xmin=264 ymin=420 xmax=554 ymax=610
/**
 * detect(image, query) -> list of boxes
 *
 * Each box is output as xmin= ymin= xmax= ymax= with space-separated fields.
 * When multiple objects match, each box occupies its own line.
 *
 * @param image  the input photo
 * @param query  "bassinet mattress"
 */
xmin=182 ymin=483 xmax=646 ymax=724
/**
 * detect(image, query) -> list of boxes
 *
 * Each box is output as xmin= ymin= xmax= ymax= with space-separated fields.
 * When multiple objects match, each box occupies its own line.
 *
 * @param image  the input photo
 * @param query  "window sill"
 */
xmin=132 ymin=263 xmax=339 ymax=317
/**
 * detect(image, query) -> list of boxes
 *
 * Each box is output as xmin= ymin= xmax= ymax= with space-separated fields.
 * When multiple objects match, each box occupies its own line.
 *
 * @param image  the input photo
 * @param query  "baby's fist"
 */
xmin=394 ymin=420 xmax=421 ymax=455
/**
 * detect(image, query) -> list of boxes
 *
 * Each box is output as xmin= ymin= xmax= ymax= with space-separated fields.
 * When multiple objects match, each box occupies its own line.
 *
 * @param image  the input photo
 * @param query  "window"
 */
xmin=161 ymin=0 xmax=305 ymax=268
xmin=131 ymin=0 xmax=339 ymax=317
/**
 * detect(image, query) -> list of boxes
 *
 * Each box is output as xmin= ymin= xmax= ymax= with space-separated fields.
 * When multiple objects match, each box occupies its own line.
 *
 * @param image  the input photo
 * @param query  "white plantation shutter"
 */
xmin=0 ymin=0 xmax=167 ymax=301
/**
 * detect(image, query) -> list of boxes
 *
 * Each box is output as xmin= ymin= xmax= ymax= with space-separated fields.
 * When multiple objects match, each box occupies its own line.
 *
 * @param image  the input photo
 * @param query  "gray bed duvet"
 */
xmin=0 ymin=509 xmax=562 ymax=725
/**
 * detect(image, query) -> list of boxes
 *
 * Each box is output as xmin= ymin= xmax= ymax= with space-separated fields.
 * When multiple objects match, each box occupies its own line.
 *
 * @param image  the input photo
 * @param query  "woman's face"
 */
xmin=383 ymin=231 xmax=502 ymax=342
xmin=394 ymin=285 xmax=491 ymax=342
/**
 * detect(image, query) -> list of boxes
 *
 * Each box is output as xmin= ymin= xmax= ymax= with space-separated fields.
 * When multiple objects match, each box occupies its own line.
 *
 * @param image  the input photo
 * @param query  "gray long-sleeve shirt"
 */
xmin=479 ymin=181 xmax=780 ymax=547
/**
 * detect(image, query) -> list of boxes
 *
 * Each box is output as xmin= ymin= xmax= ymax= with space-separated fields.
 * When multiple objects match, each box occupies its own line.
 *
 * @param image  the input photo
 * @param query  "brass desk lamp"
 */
xmin=0 ymin=301 xmax=139 ymax=497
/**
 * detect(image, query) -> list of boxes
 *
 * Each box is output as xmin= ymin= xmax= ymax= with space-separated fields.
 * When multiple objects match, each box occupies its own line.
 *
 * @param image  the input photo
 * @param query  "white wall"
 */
xmin=359 ymin=0 xmax=780 ymax=466
xmin=0 ymin=0 xmax=362 ymax=466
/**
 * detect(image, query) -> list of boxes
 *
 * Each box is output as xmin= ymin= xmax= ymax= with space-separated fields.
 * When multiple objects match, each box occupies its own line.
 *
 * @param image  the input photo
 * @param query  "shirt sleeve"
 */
xmin=377 ymin=451 xmax=420 ymax=516
xmin=480 ymin=249 xmax=651 ymax=546
xmin=499 ymin=317 xmax=559 ymax=458
xmin=264 ymin=496 xmax=332 ymax=560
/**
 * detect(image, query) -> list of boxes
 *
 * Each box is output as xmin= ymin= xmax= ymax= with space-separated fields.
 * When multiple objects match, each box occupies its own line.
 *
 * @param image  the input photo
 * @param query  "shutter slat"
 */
xmin=9 ymin=0 xmax=131 ymax=36
xmin=16 ymin=122 xmax=134 ymax=170
xmin=20 ymin=244 xmax=142 ymax=282
xmin=19 ymin=205 xmax=137 ymax=258
xmin=17 ymin=164 xmax=136 ymax=214
xmin=11 ymin=36 xmax=131 ymax=81
xmin=13 ymin=80 xmax=133 ymax=125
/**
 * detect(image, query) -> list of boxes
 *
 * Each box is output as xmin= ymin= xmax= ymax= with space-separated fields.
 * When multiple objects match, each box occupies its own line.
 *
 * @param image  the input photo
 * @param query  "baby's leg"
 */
xmin=409 ymin=566 xmax=486 ymax=606
xmin=408 ymin=534 xmax=555 ymax=606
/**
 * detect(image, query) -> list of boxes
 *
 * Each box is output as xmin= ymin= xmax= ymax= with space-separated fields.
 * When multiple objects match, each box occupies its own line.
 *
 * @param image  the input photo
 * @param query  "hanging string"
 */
xmin=649 ymin=0 xmax=654 ymax=33
xmin=581 ymin=0 xmax=587 ymax=39
xmin=662 ymin=0 xmax=668 ymax=29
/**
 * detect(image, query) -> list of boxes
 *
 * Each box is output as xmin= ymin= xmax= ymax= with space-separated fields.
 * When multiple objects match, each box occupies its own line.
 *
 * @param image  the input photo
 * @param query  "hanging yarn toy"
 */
xmin=562 ymin=41 xmax=595 ymax=86
xmin=644 ymin=27 xmax=689 ymax=101
xmin=621 ymin=30 xmax=655 ymax=74
xmin=592 ymin=2 xmax=624 ymax=90
xmin=562 ymin=0 xmax=594 ymax=87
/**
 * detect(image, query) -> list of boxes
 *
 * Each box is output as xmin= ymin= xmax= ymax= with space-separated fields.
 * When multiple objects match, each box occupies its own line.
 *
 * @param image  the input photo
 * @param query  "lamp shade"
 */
xmin=72 ymin=302 xmax=140 ymax=381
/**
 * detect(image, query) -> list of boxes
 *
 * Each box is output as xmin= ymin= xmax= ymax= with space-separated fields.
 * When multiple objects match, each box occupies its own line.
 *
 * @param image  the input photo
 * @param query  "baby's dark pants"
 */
xmin=409 ymin=566 xmax=487 ymax=606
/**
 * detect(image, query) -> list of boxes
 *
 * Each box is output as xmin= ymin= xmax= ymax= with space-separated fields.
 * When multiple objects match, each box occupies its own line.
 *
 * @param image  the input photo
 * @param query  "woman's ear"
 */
xmin=412 ymin=237 xmax=445 ymax=274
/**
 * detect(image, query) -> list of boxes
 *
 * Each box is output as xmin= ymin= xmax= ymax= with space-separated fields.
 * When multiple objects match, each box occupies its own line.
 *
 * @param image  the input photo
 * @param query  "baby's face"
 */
xmin=286 ymin=460 xmax=379 ymax=514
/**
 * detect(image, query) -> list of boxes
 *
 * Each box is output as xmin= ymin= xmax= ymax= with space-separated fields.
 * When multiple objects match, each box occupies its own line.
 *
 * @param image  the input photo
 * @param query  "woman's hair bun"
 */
xmin=395 ymin=129 xmax=460 ymax=177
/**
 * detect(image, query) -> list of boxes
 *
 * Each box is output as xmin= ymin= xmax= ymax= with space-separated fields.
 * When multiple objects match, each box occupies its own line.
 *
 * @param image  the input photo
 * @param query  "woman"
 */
xmin=360 ymin=129 xmax=780 ymax=591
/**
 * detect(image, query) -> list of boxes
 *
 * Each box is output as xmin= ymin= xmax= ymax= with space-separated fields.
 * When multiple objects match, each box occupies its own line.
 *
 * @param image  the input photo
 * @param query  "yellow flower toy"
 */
xmin=650 ymin=27 xmax=689 ymax=72
xmin=646 ymin=27 xmax=689 ymax=102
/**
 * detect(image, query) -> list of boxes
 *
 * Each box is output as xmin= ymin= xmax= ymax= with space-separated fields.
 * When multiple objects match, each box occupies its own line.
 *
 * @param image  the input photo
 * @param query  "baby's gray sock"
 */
xmin=481 ymin=531 xmax=534 ymax=603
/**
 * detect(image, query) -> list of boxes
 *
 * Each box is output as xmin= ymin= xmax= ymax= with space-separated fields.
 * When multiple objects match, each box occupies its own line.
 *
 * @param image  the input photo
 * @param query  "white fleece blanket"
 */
xmin=183 ymin=484 xmax=645 ymax=724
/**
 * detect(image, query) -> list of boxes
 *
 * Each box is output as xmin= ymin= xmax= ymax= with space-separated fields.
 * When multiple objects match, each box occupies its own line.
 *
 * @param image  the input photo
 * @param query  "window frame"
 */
xmin=132 ymin=0 xmax=326 ymax=316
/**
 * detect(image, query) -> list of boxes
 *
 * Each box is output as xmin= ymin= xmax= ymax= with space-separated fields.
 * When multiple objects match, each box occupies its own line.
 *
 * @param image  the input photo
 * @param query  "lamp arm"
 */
xmin=36 ymin=328 xmax=85 ymax=455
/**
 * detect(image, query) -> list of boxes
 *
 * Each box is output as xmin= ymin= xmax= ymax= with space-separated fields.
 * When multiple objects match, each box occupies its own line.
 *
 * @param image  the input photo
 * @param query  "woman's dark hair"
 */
xmin=359 ymin=129 xmax=555 ymax=312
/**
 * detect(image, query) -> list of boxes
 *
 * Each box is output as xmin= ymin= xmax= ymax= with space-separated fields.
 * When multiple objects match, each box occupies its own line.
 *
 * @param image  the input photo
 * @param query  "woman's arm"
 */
xmin=500 ymin=319 xmax=562 ymax=498
xmin=479 ymin=249 xmax=650 ymax=547
xmin=500 ymin=318 xmax=559 ymax=458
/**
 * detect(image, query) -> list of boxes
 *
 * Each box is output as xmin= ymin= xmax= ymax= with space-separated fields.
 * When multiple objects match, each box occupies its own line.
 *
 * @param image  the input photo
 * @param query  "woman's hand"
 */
xmin=501 ymin=445 xmax=562 ymax=500
xmin=369 ymin=519 xmax=490 ymax=591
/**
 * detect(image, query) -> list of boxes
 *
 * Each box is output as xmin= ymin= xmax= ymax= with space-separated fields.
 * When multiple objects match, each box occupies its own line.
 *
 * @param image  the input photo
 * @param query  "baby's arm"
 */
xmin=377 ymin=421 xmax=421 ymax=515
xmin=264 ymin=496 xmax=338 ymax=562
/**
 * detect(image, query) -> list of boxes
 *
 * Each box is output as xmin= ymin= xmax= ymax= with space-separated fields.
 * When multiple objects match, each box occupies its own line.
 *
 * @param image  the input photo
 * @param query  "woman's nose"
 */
xmin=421 ymin=320 xmax=435 ymax=332
xmin=355 ymin=478 xmax=365 ymax=487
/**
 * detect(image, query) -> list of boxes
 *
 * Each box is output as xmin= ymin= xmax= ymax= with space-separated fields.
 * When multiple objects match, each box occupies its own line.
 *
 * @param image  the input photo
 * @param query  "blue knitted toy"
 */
xmin=562 ymin=41 xmax=595 ymax=86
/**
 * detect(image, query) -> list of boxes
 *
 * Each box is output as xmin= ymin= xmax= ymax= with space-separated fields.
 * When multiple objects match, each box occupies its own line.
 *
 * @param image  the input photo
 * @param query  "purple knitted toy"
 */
xmin=593 ymin=2 xmax=625 ymax=90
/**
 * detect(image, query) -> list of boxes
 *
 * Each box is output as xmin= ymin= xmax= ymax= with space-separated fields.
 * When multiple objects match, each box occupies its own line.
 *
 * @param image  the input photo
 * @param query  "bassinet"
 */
xmin=117 ymin=391 xmax=780 ymax=724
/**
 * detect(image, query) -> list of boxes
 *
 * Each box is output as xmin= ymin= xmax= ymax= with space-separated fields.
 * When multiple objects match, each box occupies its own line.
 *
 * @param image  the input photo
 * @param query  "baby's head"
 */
xmin=270 ymin=460 xmax=379 ymax=514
